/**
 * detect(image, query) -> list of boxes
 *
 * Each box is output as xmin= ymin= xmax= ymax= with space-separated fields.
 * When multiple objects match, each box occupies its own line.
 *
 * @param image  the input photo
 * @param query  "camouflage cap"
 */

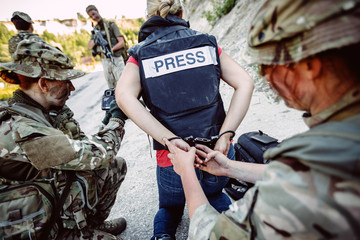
xmin=244 ymin=0 xmax=360 ymax=65
xmin=86 ymin=5 xmax=98 ymax=14
xmin=11 ymin=11 xmax=34 ymax=24
xmin=0 ymin=39 xmax=85 ymax=84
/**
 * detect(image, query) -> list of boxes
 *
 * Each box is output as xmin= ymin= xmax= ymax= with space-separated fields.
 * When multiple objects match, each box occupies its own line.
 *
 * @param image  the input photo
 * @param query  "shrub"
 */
xmin=202 ymin=0 xmax=236 ymax=27
xmin=0 ymin=79 xmax=18 ymax=101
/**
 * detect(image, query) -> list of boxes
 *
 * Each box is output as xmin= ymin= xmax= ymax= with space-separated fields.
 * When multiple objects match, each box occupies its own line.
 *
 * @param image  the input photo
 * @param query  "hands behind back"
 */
xmin=164 ymin=138 xmax=231 ymax=178
xmin=164 ymin=138 xmax=196 ymax=176
xmin=195 ymin=144 xmax=231 ymax=177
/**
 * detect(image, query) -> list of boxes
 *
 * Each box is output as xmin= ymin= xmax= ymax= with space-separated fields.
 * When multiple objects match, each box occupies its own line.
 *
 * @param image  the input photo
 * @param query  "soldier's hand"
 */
xmin=102 ymin=111 xmax=111 ymax=125
xmin=109 ymin=100 xmax=128 ymax=121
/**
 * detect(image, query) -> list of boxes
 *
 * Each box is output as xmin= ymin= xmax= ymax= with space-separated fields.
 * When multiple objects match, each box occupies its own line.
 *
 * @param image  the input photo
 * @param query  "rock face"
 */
xmin=185 ymin=0 xmax=266 ymax=63
xmin=66 ymin=1 xmax=308 ymax=239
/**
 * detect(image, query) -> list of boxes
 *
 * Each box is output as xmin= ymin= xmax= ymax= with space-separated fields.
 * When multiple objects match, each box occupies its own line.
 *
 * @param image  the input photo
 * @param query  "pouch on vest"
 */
xmin=60 ymin=171 xmax=98 ymax=230
xmin=0 ymin=180 xmax=58 ymax=239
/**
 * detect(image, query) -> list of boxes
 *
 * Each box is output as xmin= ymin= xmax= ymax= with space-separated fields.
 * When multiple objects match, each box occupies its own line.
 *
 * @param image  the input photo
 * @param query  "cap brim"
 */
xmin=0 ymin=62 xmax=85 ymax=84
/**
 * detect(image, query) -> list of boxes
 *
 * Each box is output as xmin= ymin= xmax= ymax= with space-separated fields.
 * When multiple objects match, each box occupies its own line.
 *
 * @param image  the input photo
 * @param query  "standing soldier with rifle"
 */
xmin=86 ymin=5 xmax=126 ymax=88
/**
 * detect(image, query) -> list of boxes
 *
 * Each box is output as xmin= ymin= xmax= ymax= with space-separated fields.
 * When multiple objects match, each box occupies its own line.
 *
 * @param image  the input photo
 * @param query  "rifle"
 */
xmin=92 ymin=28 xmax=116 ymax=66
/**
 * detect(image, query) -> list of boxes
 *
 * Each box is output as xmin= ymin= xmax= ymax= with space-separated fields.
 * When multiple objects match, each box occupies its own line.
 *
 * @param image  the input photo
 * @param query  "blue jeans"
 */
xmin=152 ymin=144 xmax=235 ymax=239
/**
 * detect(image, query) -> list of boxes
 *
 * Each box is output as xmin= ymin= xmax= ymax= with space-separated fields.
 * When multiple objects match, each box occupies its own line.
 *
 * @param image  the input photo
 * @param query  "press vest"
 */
xmin=129 ymin=25 xmax=226 ymax=150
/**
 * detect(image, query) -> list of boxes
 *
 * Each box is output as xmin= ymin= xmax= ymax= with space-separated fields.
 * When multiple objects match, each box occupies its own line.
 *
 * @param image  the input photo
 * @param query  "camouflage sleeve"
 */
xmin=189 ymin=189 xmax=254 ymax=240
xmin=188 ymin=204 xmax=219 ymax=240
xmin=110 ymin=21 xmax=122 ymax=38
xmin=14 ymin=116 xmax=124 ymax=171
xmin=247 ymin=159 xmax=359 ymax=239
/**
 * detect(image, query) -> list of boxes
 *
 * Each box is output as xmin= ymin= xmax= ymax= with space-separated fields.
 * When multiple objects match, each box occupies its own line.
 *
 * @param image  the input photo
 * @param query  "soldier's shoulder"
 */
xmin=8 ymin=34 xmax=21 ymax=44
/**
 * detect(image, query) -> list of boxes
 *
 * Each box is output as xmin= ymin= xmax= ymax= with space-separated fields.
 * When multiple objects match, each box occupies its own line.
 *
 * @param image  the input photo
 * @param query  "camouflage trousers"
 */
xmin=59 ymin=156 xmax=127 ymax=239
xmin=101 ymin=56 xmax=125 ymax=88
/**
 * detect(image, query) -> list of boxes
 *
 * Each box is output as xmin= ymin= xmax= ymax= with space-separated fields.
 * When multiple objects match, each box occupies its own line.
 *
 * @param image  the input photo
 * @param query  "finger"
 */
xmin=195 ymin=143 xmax=212 ymax=153
xmin=189 ymin=146 xmax=196 ymax=154
xmin=204 ymin=151 xmax=217 ymax=162
xmin=194 ymin=154 xmax=203 ymax=164
xmin=163 ymin=138 xmax=176 ymax=153
xmin=183 ymin=141 xmax=191 ymax=152
xmin=195 ymin=148 xmax=207 ymax=159
xmin=194 ymin=163 xmax=203 ymax=168
xmin=198 ymin=164 xmax=207 ymax=171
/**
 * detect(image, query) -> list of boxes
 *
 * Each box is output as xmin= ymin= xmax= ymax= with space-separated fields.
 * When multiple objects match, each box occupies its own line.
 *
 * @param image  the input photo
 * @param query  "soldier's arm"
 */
xmin=15 ymin=117 xmax=124 ymax=171
xmin=110 ymin=22 xmax=124 ymax=51
xmin=112 ymin=36 xmax=125 ymax=52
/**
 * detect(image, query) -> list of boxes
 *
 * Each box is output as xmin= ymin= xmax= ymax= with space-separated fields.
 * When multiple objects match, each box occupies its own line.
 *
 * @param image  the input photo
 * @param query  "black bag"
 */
xmin=225 ymin=130 xmax=279 ymax=200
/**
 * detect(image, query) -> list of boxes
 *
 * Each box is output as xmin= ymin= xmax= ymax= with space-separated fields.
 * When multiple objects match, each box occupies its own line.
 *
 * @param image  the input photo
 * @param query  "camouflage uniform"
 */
xmin=8 ymin=31 xmax=46 ymax=57
xmin=188 ymin=0 xmax=360 ymax=239
xmin=8 ymin=11 xmax=46 ymax=58
xmin=189 ymin=87 xmax=360 ymax=239
xmin=91 ymin=20 xmax=125 ymax=88
xmin=0 ymin=39 xmax=127 ymax=239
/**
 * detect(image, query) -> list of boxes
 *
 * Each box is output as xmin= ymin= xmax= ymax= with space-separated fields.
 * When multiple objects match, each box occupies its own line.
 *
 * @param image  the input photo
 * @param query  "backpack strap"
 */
xmin=1 ymin=103 xmax=53 ymax=127
xmin=136 ymin=25 xmax=187 ymax=54
xmin=40 ymin=171 xmax=76 ymax=238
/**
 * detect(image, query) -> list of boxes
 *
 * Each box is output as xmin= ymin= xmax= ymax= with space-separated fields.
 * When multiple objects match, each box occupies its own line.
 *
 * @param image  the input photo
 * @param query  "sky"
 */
xmin=1 ymin=0 xmax=147 ymax=21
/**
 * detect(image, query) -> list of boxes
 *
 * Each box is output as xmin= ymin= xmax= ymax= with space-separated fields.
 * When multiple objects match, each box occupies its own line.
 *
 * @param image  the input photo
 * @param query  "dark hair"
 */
xmin=318 ymin=43 xmax=360 ymax=83
xmin=18 ymin=75 xmax=40 ymax=90
xmin=11 ymin=16 xmax=31 ymax=31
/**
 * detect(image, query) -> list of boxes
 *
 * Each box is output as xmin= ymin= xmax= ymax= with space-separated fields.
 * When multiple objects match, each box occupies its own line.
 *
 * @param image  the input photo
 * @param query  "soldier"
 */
xmin=86 ymin=5 xmax=126 ymax=88
xmin=165 ymin=0 xmax=360 ymax=239
xmin=0 ymin=39 xmax=128 ymax=239
xmin=8 ymin=11 xmax=45 ymax=58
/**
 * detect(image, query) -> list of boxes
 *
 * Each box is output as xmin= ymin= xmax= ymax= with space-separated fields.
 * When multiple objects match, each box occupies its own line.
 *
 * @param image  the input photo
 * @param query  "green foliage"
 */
xmin=77 ymin=12 xmax=86 ymax=21
xmin=40 ymin=30 xmax=57 ymax=43
xmin=0 ymin=24 xmax=16 ymax=44
xmin=0 ymin=44 xmax=11 ymax=62
xmin=39 ymin=30 xmax=92 ymax=65
xmin=202 ymin=0 xmax=236 ymax=27
xmin=0 ymin=18 xmax=144 ymax=65
xmin=0 ymin=79 xmax=18 ymax=101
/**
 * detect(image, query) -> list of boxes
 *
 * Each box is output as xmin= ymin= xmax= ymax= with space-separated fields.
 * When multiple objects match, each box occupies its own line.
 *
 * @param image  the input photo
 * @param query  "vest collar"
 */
xmin=138 ymin=14 xmax=189 ymax=42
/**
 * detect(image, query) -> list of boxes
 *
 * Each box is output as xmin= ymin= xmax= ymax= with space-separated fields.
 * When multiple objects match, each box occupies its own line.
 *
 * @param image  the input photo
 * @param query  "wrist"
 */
xmin=181 ymin=164 xmax=197 ymax=178
xmin=218 ymin=130 xmax=235 ymax=141
xmin=109 ymin=117 xmax=125 ymax=126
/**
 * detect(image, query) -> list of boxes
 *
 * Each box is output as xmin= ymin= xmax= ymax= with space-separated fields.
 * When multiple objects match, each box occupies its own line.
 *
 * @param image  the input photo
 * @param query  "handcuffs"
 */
xmin=166 ymin=130 xmax=235 ymax=150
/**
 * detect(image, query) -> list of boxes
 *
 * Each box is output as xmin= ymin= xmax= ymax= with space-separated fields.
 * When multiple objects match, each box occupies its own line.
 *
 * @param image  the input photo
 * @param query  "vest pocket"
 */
xmin=0 ymin=183 xmax=56 ymax=239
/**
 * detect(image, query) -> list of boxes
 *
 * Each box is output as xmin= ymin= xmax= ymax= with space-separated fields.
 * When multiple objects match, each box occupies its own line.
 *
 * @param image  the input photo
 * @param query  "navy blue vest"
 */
xmin=129 ymin=16 xmax=226 ymax=150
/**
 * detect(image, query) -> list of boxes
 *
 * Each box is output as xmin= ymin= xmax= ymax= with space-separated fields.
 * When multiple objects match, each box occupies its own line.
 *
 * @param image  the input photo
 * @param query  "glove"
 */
xmin=102 ymin=111 xmax=111 ymax=125
xmin=109 ymin=100 xmax=128 ymax=121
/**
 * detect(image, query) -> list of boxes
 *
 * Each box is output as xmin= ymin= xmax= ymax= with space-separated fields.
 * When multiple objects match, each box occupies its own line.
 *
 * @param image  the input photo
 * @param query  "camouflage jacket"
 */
xmin=0 ymin=90 xmax=124 ymax=177
xmin=8 ymin=31 xmax=46 ymax=57
xmin=189 ymin=87 xmax=360 ymax=239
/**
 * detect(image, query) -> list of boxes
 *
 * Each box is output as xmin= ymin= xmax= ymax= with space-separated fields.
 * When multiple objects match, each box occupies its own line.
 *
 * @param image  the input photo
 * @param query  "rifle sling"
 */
xmin=40 ymin=171 xmax=76 ymax=238
xmin=103 ymin=20 xmax=113 ymax=54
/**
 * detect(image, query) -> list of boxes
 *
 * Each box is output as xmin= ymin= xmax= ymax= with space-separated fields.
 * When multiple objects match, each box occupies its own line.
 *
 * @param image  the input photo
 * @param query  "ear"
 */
xmin=306 ymin=57 xmax=322 ymax=80
xmin=38 ymin=78 xmax=49 ymax=93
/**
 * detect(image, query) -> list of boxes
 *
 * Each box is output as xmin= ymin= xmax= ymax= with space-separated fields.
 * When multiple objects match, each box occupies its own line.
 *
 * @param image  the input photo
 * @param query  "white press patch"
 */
xmin=142 ymin=46 xmax=218 ymax=78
